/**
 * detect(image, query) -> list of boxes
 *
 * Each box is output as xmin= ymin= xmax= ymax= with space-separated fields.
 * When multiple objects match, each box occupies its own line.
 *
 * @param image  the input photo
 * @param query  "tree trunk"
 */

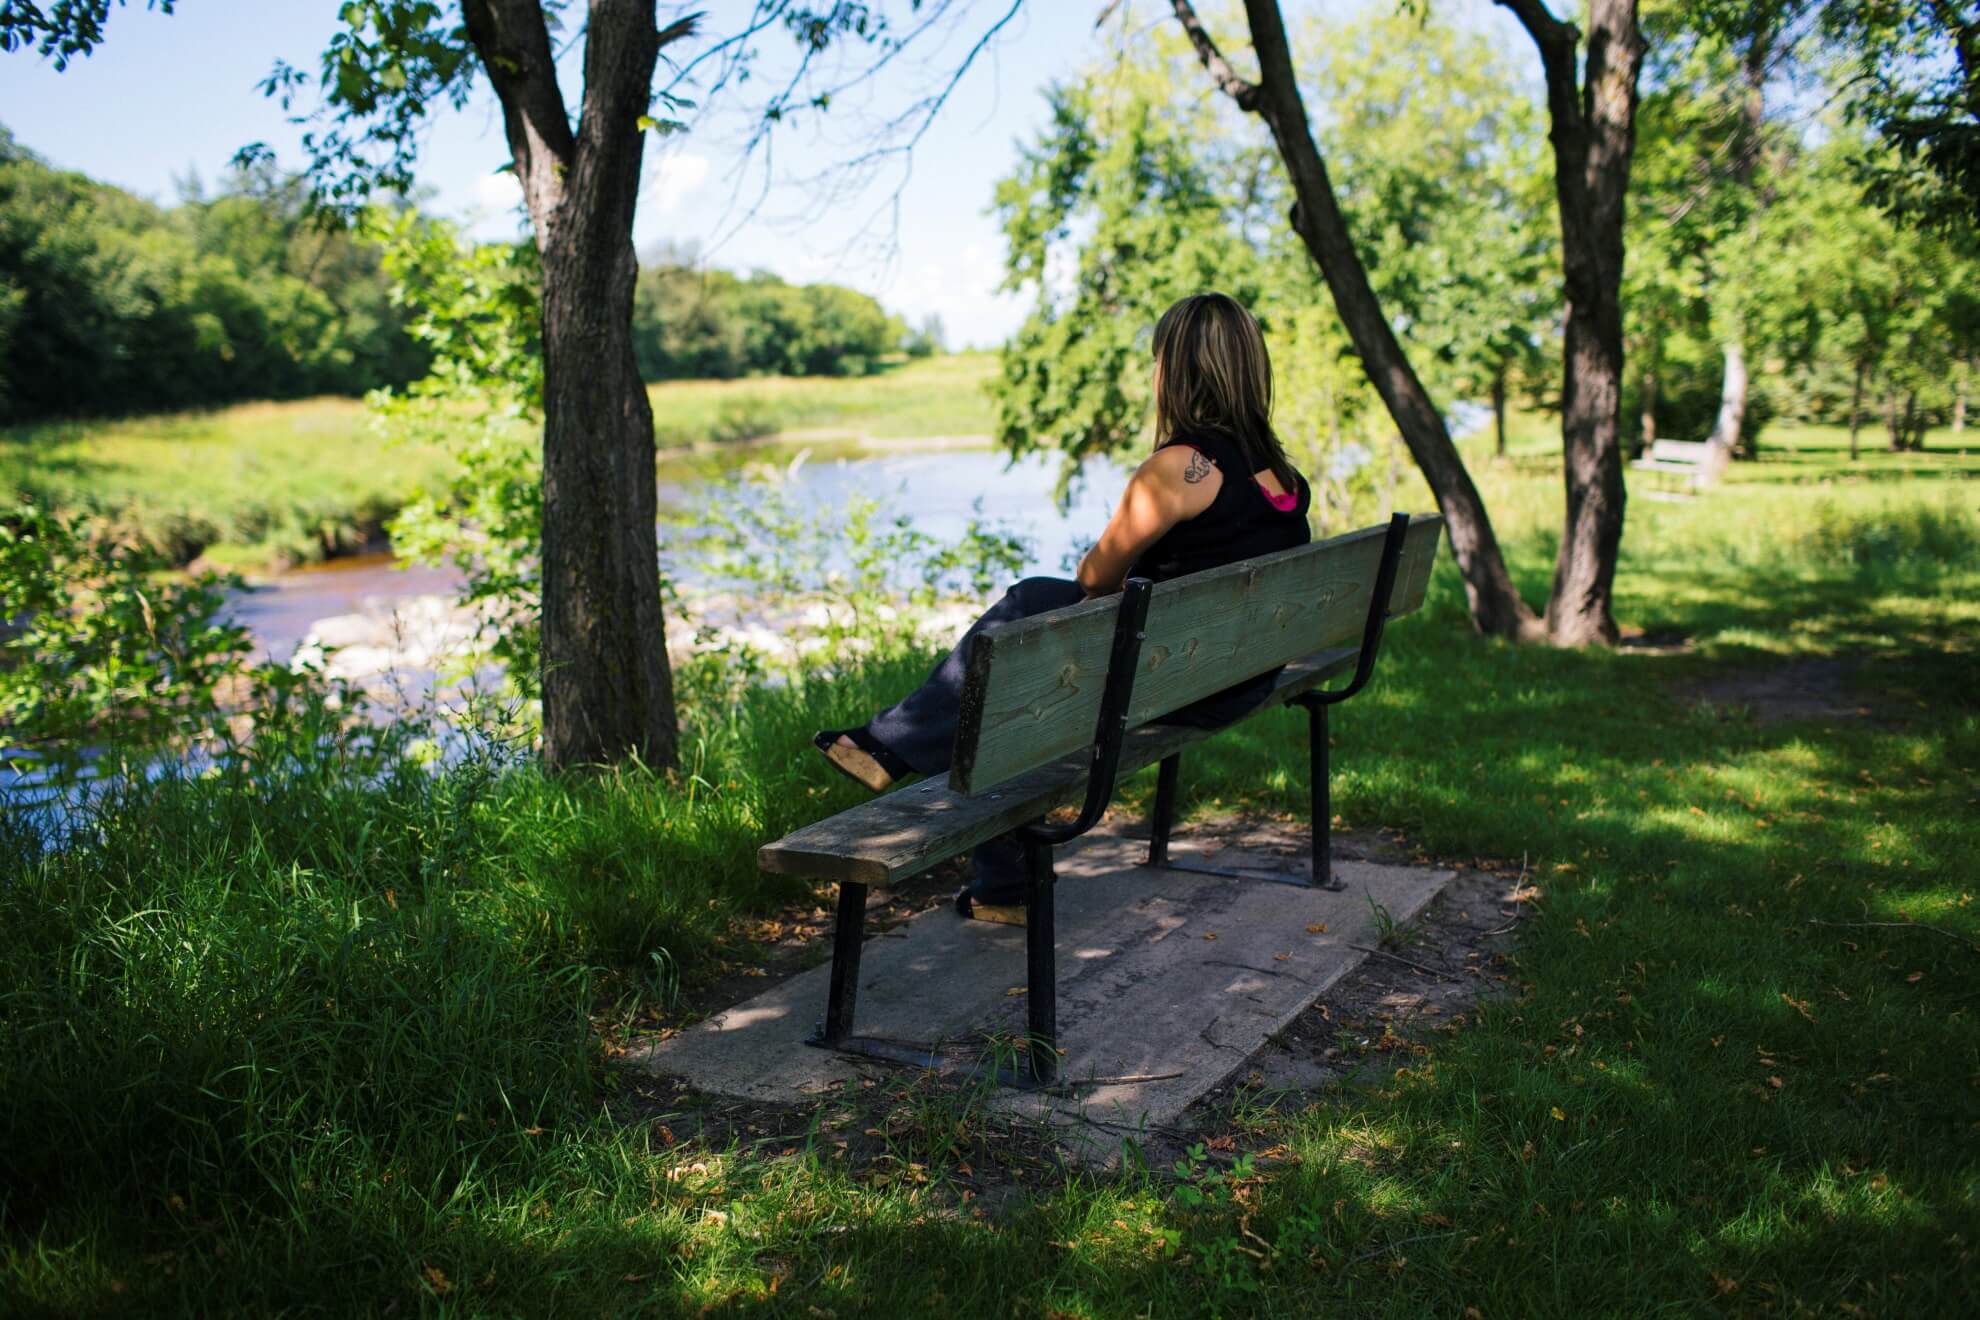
xmin=1884 ymin=389 xmax=1900 ymax=451
xmin=463 ymin=0 xmax=683 ymax=771
xmin=1172 ymin=0 xmax=1539 ymax=639
xmin=1499 ymin=0 xmax=1644 ymax=647
xmin=1639 ymin=364 xmax=1658 ymax=456
xmin=1849 ymin=358 xmax=1864 ymax=460
xmin=1492 ymin=364 xmax=1508 ymax=458
xmin=1707 ymin=341 xmax=1748 ymax=457
xmin=1953 ymin=355 xmax=1968 ymax=438
xmin=1703 ymin=19 xmax=1770 ymax=466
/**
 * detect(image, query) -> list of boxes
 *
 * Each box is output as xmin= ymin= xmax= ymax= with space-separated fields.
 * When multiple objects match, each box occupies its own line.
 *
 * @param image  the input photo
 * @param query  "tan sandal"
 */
xmin=812 ymin=729 xmax=905 ymax=793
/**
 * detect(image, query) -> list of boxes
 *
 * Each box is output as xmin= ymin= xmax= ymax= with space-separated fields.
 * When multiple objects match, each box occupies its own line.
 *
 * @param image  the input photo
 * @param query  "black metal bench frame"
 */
xmin=806 ymin=513 xmax=1414 ymax=1088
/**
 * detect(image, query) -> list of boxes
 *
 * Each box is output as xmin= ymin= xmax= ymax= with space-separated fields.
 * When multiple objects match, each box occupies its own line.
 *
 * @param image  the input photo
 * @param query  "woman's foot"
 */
xmin=812 ymin=728 xmax=910 ymax=793
xmin=954 ymin=831 xmax=1030 ymax=923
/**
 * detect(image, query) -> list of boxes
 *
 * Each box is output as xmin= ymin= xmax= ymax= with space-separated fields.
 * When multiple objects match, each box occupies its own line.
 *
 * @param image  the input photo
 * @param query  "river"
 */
xmin=223 ymin=445 xmax=1131 ymax=692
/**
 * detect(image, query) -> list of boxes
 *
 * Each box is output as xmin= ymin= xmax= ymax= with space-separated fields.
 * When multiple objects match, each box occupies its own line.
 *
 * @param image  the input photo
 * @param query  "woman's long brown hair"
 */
xmin=1150 ymin=292 xmax=1300 ymax=493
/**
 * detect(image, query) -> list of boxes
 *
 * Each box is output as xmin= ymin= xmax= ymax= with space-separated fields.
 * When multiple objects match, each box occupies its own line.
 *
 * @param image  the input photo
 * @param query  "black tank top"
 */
xmin=1130 ymin=430 xmax=1312 ymax=583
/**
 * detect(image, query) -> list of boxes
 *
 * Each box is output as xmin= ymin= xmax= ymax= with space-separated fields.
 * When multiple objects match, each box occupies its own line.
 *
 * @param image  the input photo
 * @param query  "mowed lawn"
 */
xmin=0 ymin=354 xmax=1000 ymax=568
xmin=1 ymin=429 xmax=1975 ymax=1315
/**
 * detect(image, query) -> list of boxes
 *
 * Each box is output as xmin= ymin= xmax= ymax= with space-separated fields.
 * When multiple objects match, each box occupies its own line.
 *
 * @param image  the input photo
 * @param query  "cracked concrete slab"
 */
xmin=634 ymin=827 xmax=1455 ymax=1138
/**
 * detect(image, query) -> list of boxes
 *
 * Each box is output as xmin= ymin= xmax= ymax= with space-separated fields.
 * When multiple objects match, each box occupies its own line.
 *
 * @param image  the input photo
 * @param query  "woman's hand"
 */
xmin=1075 ymin=444 xmax=1223 ymax=595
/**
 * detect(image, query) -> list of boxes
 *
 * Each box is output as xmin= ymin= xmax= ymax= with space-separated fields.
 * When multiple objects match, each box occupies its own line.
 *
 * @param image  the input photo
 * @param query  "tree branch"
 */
xmin=460 ymin=0 xmax=576 ymax=246
xmin=562 ymin=0 xmax=674 ymax=258
xmin=1168 ymin=0 xmax=1259 ymax=112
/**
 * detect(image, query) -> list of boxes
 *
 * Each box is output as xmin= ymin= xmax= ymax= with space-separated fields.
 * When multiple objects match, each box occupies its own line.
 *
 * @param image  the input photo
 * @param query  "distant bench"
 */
xmin=758 ymin=512 xmax=1446 ymax=1085
xmin=1630 ymin=438 xmax=1728 ymax=494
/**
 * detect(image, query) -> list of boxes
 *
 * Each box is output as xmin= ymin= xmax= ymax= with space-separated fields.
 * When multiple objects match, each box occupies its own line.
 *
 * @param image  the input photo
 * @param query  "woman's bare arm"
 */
xmin=1075 ymin=445 xmax=1223 ymax=596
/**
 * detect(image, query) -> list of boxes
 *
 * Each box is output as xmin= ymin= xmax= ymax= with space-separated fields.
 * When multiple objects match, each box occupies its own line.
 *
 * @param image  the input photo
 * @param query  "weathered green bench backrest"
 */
xmin=949 ymin=514 xmax=1444 ymax=797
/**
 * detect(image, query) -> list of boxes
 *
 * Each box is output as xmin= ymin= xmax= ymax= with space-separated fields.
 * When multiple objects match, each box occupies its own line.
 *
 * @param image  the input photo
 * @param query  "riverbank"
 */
xmin=3 ymin=438 xmax=1975 ymax=1314
xmin=0 ymin=354 xmax=1001 ymax=571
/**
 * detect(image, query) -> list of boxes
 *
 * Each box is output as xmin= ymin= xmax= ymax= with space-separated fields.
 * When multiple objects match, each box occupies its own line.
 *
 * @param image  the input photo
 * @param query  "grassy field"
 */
xmin=3 ymin=426 xmax=1974 ymax=1314
xmin=0 ymin=397 xmax=454 ymax=570
xmin=648 ymin=351 xmax=997 ymax=447
xmin=0 ymin=355 xmax=1001 ymax=569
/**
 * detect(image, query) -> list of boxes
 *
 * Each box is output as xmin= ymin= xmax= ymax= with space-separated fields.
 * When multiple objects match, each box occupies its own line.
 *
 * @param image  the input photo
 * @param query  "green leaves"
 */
xmin=362 ymin=207 xmax=544 ymax=703
xmin=992 ymin=10 xmax=1555 ymax=513
xmin=0 ymin=503 xmax=250 ymax=783
xmin=240 ymin=0 xmax=477 ymax=220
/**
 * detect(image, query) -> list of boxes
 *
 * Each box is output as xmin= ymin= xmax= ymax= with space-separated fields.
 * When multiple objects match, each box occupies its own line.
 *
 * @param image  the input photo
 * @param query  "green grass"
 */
xmin=2 ymin=428 xmax=1976 ymax=1314
xmin=0 ymin=355 xmax=999 ymax=569
xmin=0 ymin=397 xmax=454 ymax=570
xmin=648 ymin=352 xmax=998 ymax=447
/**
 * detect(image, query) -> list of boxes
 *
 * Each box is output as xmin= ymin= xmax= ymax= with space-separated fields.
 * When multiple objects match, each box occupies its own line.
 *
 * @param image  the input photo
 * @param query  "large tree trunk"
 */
xmin=1499 ymin=0 xmax=1644 ymax=647
xmin=1706 ymin=341 xmax=1749 ymax=456
xmin=463 ymin=0 xmax=683 ymax=771
xmin=1172 ymin=0 xmax=1540 ymax=640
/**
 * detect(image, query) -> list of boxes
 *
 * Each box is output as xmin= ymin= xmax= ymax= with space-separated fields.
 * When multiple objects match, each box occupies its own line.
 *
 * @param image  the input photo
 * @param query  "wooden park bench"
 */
xmin=1630 ymin=438 xmax=1728 ymax=495
xmin=757 ymin=511 xmax=1445 ymax=1086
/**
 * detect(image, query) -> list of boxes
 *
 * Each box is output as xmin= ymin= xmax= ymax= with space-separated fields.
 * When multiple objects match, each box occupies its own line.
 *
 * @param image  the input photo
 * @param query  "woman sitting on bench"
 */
xmin=813 ymin=291 xmax=1313 ymax=908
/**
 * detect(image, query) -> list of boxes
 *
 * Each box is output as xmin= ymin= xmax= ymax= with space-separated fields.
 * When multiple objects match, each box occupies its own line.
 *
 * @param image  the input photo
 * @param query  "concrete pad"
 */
xmin=634 ymin=827 xmax=1454 ymax=1134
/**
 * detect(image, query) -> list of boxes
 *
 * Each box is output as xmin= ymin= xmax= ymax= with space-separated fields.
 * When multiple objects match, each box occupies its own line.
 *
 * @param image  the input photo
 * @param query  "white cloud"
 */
xmin=651 ymin=153 xmax=711 ymax=215
xmin=885 ymin=240 xmax=1027 ymax=349
xmin=471 ymin=170 xmax=523 ymax=215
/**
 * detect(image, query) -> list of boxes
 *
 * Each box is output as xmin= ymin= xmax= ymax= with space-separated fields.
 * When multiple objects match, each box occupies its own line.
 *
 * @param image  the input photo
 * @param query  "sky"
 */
xmin=0 ymin=0 xmax=1119 ymax=348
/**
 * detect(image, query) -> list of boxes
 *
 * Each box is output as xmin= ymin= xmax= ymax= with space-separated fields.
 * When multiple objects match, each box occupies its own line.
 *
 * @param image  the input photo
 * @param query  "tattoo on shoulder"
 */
xmin=1182 ymin=448 xmax=1214 ymax=484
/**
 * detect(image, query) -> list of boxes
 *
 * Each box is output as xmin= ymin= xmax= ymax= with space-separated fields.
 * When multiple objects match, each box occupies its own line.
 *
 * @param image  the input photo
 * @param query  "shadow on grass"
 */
xmin=4 ymin=527 xmax=1976 ymax=1312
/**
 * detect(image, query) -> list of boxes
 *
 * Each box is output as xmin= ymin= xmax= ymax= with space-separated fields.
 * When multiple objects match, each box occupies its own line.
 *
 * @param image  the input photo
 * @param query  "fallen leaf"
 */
xmin=1306 ymin=923 xmax=1328 ymax=934
xmin=1551 ymin=1107 xmax=1567 ymax=1121
xmin=1781 ymin=994 xmax=1816 ymax=1024
xmin=1203 ymin=932 xmax=1218 ymax=941
xmin=1274 ymin=952 xmax=1291 ymax=962
xmin=1906 ymin=971 xmax=1924 ymax=983
xmin=1006 ymin=986 xmax=1027 ymax=997
xmin=423 ymin=1265 xmax=453 ymax=1295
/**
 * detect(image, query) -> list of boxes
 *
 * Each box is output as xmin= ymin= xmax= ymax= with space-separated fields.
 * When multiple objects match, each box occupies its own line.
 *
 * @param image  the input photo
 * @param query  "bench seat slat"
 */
xmin=950 ymin=514 xmax=1443 ymax=797
xmin=756 ymin=645 xmax=1360 ymax=886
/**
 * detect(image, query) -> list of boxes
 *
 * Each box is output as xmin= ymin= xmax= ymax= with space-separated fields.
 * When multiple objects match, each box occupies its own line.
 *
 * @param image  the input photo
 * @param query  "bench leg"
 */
xmin=1147 ymin=753 xmax=1181 ymax=867
xmin=817 ymin=882 xmax=866 ymax=1047
xmin=1304 ymin=698 xmax=1346 ymax=892
xmin=1021 ymin=833 xmax=1059 ymax=1085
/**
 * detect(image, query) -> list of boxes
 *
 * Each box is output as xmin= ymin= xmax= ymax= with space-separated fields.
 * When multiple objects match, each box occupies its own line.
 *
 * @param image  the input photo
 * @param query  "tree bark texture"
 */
xmin=1498 ymin=0 xmax=1644 ymax=647
xmin=1171 ymin=0 xmax=1541 ymax=640
xmin=462 ymin=0 xmax=682 ymax=771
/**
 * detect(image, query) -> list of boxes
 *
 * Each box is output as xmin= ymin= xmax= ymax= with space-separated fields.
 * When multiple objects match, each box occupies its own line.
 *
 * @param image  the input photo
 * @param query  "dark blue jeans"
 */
xmin=862 ymin=576 xmax=1278 ymax=902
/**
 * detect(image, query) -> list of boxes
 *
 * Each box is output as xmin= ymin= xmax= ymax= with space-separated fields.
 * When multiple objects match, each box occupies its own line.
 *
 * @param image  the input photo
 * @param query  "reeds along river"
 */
xmin=221 ymin=447 xmax=1133 ymax=695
